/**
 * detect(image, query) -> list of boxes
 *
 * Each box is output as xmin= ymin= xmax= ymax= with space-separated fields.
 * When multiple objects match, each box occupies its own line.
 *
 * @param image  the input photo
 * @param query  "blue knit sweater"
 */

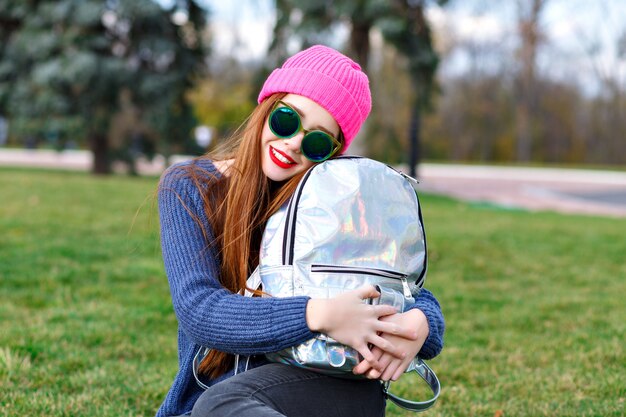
xmin=156 ymin=159 xmax=445 ymax=417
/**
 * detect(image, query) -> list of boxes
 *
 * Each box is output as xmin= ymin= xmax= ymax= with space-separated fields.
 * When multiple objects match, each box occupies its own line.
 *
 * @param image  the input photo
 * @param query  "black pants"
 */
xmin=190 ymin=363 xmax=386 ymax=417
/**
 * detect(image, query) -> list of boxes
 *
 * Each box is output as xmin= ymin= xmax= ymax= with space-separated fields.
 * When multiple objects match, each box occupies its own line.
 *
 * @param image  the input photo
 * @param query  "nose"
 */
xmin=283 ymin=133 xmax=304 ymax=154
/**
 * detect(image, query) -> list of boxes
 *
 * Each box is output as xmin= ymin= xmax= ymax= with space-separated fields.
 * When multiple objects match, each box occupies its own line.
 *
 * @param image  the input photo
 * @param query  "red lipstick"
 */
xmin=269 ymin=146 xmax=296 ymax=169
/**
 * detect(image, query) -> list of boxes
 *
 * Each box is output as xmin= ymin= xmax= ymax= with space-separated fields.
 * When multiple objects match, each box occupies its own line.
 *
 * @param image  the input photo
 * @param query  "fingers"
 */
xmin=369 ymin=355 xmax=404 ymax=381
xmin=353 ymin=344 xmax=379 ymax=370
xmin=383 ymin=355 xmax=411 ymax=381
xmin=366 ymin=334 xmax=406 ymax=359
xmin=354 ymin=284 xmax=379 ymax=300
xmin=381 ymin=360 xmax=401 ymax=381
xmin=354 ymin=350 xmax=412 ymax=382
xmin=378 ymin=352 xmax=394 ymax=373
xmin=353 ymin=360 xmax=370 ymax=375
xmin=367 ymin=368 xmax=382 ymax=379
xmin=374 ymin=319 xmax=418 ymax=340
xmin=367 ymin=352 xmax=393 ymax=380
xmin=372 ymin=304 xmax=397 ymax=317
xmin=392 ymin=365 xmax=405 ymax=381
xmin=353 ymin=347 xmax=383 ymax=375
xmin=380 ymin=367 xmax=395 ymax=381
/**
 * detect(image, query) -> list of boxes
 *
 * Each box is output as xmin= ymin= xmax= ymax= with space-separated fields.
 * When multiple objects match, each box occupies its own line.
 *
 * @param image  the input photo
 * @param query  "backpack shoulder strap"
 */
xmin=384 ymin=358 xmax=440 ymax=412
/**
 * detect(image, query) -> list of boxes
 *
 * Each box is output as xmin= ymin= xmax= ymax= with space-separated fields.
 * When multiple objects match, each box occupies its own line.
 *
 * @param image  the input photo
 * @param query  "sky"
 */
xmin=158 ymin=0 xmax=275 ymax=60
xmin=157 ymin=0 xmax=626 ymax=90
xmin=439 ymin=0 xmax=626 ymax=87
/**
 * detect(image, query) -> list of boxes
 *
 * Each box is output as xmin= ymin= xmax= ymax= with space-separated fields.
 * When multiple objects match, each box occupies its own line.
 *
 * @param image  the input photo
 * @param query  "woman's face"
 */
xmin=261 ymin=94 xmax=340 ymax=182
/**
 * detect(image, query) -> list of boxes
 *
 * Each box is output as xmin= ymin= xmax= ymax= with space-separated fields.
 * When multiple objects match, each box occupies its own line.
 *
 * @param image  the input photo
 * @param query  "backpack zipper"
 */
xmin=310 ymin=264 xmax=413 ymax=298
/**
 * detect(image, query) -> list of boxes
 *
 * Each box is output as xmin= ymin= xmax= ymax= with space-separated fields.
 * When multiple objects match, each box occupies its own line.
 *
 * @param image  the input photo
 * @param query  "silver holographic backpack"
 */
xmin=251 ymin=156 xmax=440 ymax=411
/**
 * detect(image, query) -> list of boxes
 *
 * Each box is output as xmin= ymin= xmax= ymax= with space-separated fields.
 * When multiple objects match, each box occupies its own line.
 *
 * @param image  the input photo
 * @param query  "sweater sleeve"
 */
xmin=410 ymin=288 xmax=445 ymax=360
xmin=158 ymin=162 xmax=316 ymax=355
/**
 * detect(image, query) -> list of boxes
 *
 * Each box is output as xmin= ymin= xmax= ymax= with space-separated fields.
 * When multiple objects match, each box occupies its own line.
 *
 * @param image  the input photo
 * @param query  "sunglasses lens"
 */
xmin=270 ymin=107 xmax=300 ymax=138
xmin=301 ymin=132 xmax=334 ymax=162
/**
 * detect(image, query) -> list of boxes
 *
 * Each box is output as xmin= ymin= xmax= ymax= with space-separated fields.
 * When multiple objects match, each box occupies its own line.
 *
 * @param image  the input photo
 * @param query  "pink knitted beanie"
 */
xmin=258 ymin=45 xmax=372 ymax=151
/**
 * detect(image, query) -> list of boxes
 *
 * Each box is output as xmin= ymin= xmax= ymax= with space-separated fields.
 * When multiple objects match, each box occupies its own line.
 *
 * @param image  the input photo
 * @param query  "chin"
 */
xmin=262 ymin=166 xmax=297 ymax=182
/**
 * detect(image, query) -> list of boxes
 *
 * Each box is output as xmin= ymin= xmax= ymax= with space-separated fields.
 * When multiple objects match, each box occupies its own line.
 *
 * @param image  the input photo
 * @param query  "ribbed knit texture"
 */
xmin=258 ymin=45 xmax=372 ymax=151
xmin=155 ymin=159 xmax=444 ymax=417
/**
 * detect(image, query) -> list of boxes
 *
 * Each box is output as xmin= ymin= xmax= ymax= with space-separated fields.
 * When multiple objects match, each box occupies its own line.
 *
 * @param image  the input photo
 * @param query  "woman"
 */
xmin=157 ymin=45 xmax=445 ymax=417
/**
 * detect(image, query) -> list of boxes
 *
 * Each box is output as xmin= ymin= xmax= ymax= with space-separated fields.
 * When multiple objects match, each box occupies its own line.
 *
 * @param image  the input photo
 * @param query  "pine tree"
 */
xmin=0 ymin=0 xmax=208 ymax=174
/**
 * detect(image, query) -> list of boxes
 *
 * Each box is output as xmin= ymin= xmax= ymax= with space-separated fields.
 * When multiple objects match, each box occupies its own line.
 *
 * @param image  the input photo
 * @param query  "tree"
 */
xmin=0 ymin=0 xmax=208 ymax=174
xmin=514 ymin=0 xmax=548 ymax=162
xmin=268 ymin=0 xmax=447 ymax=176
xmin=187 ymin=56 xmax=257 ymax=146
xmin=576 ymin=3 xmax=626 ymax=165
xmin=0 ymin=1 xmax=24 ymax=121
xmin=380 ymin=0 xmax=446 ymax=177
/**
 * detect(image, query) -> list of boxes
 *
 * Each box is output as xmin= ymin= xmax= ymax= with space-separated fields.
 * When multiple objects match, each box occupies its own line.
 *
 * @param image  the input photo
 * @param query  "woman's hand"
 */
xmin=352 ymin=309 xmax=429 ymax=381
xmin=306 ymin=285 xmax=417 ymax=369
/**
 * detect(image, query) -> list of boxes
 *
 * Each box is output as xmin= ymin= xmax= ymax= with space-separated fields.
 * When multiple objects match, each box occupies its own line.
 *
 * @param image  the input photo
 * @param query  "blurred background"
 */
xmin=1 ymin=0 xmax=625 ymax=176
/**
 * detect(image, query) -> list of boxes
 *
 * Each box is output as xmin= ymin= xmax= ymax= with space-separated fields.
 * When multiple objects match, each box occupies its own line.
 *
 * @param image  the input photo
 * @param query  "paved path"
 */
xmin=1 ymin=149 xmax=625 ymax=218
xmin=415 ymin=164 xmax=626 ymax=218
xmin=0 ymin=148 xmax=189 ymax=174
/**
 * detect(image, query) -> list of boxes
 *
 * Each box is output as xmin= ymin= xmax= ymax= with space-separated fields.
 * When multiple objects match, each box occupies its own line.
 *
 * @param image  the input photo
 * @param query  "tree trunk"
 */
xmin=349 ymin=20 xmax=371 ymax=68
xmin=346 ymin=1 xmax=373 ymax=156
xmin=348 ymin=0 xmax=372 ymax=68
xmin=409 ymin=96 xmax=421 ymax=179
xmin=90 ymin=132 xmax=110 ymax=175
xmin=515 ymin=97 xmax=532 ymax=162
xmin=515 ymin=0 xmax=546 ymax=162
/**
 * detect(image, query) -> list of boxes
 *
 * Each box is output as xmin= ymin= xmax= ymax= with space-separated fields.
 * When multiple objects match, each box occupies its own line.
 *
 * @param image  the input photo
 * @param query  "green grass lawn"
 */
xmin=1 ymin=168 xmax=624 ymax=417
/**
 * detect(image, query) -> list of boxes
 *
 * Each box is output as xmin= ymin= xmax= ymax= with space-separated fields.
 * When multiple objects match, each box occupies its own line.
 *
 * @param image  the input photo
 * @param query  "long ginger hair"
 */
xmin=178 ymin=92 xmax=344 ymax=378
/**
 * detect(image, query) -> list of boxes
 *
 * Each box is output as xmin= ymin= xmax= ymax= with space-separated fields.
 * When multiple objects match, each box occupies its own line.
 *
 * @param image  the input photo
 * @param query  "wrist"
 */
xmin=306 ymin=298 xmax=330 ymax=332
xmin=407 ymin=308 xmax=430 ymax=340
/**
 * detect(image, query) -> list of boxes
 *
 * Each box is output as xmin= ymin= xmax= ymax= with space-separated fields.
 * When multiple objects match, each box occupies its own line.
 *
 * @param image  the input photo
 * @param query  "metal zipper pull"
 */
xmin=400 ymin=277 xmax=412 ymax=299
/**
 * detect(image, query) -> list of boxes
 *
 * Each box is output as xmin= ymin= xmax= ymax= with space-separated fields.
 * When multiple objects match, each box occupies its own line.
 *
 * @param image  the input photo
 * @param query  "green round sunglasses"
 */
xmin=268 ymin=101 xmax=342 ymax=162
